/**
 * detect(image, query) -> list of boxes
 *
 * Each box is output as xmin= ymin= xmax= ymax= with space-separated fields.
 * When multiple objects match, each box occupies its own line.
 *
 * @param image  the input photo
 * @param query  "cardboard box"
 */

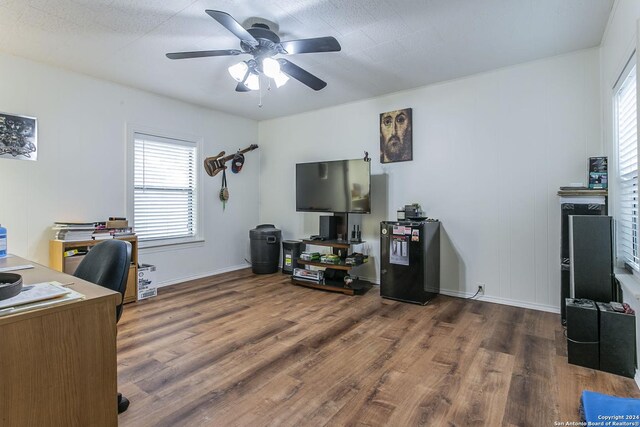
xmin=106 ymin=219 xmax=128 ymax=229
xmin=137 ymin=264 xmax=157 ymax=300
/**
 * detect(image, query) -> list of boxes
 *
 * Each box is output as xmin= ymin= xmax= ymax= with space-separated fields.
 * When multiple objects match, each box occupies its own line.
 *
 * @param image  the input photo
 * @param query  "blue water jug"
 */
xmin=0 ymin=224 xmax=6 ymax=257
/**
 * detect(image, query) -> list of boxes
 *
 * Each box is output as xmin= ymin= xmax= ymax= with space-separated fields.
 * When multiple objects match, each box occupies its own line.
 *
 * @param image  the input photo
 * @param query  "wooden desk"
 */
xmin=0 ymin=255 xmax=119 ymax=427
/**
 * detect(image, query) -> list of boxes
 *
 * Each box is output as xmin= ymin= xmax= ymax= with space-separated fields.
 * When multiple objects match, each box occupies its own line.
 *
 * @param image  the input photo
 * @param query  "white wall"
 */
xmin=0 ymin=53 xmax=259 ymax=286
xmin=0 ymin=45 xmax=604 ymax=310
xmin=259 ymin=48 xmax=601 ymax=312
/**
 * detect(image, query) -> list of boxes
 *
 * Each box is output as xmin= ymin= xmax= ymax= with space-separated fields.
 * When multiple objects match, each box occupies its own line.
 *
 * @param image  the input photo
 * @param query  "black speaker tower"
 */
xmin=597 ymin=302 xmax=636 ymax=378
xmin=566 ymin=298 xmax=600 ymax=370
xmin=319 ymin=216 xmax=337 ymax=240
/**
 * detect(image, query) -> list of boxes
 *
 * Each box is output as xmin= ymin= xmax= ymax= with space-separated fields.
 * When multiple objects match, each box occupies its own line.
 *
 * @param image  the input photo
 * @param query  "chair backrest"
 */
xmin=73 ymin=239 xmax=132 ymax=322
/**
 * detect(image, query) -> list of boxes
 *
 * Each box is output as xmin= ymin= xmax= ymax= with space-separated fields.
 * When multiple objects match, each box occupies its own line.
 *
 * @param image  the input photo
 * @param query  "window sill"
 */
xmin=614 ymin=268 xmax=640 ymax=304
xmin=139 ymin=237 xmax=205 ymax=254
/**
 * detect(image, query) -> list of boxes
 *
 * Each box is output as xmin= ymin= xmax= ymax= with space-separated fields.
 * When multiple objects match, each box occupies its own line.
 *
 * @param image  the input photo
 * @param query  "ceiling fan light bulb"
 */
xmin=262 ymin=57 xmax=281 ymax=78
xmin=228 ymin=62 xmax=248 ymax=82
xmin=245 ymin=73 xmax=260 ymax=91
xmin=274 ymin=72 xmax=289 ymax=88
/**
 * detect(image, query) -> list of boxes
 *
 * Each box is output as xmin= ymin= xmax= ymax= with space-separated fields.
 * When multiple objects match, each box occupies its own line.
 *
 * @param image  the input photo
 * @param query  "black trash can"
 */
xmin=282 ymin=240 xmax=303 ymax=275
xmin=249 ymin=224 xmax=282 ymax=274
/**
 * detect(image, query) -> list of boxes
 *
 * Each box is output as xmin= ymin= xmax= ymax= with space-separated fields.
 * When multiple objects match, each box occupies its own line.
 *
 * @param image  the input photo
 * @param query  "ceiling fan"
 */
xmin=166 ymin=10 xmax=341 ymax=92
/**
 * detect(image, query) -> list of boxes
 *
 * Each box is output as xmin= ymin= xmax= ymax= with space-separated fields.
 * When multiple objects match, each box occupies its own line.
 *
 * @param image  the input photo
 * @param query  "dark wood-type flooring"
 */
xmin=117 ymin=269 xmax=639 ymax=426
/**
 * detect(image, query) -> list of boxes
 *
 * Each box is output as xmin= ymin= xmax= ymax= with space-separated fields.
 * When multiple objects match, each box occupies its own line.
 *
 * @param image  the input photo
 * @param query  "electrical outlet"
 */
xmin=477 ymin=284 xmax=485 ymax=295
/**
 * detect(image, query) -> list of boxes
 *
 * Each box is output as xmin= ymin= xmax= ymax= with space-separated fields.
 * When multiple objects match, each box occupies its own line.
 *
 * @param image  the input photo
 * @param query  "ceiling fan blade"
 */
xmin=166 ymin=49 xmax=242 ymax=60
xmin=278 ymin=59 xmax=327 ymax=91
xmin=280 ymin=37 xmax=341 ymax=55
xmin=206 ymin=10 xmax=258 ymax=46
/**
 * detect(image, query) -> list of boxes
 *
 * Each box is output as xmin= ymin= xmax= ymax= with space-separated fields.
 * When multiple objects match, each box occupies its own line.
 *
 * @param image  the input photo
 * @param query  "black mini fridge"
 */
xmin=380 ymin=220 xmax=440 ymax=304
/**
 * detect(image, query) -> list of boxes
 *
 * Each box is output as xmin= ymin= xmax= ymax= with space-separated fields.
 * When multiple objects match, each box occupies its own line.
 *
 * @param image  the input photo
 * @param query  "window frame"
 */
xmin=126 ymin=124 xmax=204 ymax=249
xmin=614 ymin=53 xmax=638 ymax=271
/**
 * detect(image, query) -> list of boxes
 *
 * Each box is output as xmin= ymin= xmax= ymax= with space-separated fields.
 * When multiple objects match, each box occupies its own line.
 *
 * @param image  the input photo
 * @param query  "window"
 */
xmin=133 ymin=132 xmax=198 ymax=244
xmin=615 ymin=59 xmax=638 ymax=270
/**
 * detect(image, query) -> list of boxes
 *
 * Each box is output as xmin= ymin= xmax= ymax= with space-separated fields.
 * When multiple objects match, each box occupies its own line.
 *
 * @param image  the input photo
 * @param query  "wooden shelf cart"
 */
xmin=291 ymin=239 xmax=372 ymax=296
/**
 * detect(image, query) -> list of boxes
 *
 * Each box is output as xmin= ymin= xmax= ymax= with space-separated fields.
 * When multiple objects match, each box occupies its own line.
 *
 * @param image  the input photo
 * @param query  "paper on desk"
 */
xmin=0 ymin=264 xmax=34 ymax=272
xmin=0 ymin=281 xmax=71 ymax=310
xmin=0 ymin=282 xmax=85 ymax=316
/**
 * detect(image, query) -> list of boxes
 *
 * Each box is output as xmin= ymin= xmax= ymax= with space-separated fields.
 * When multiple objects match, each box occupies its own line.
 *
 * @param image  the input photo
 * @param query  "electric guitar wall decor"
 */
xmin=204 ymin=144 xmax=258 ymax=177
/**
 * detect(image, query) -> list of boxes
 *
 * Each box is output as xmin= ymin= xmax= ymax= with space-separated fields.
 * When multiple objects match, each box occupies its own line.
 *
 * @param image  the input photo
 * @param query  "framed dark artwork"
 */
xmin=0 ymin=112 xmax=38 ymax=161
xmin=588 ymin=156 xmax=607 ymax=189
xmin=380 ymin=108 xmax=412 ymax=164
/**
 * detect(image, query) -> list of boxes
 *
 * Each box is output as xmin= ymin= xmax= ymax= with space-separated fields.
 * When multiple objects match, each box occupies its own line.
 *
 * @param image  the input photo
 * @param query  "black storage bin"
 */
xmin=282 ymin=240 xmax=302 ymax=275
xmin=249 ymin=224 xmax=282 ymax=274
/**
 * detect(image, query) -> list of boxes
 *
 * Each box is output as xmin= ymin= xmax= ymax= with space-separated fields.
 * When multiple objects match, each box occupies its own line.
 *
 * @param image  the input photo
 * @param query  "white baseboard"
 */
xmin=152 ymin=268 xmax=560 ymax=315
xmin=438 ymin=289 xmax=560 ymax=314
xmin=351 ymin=277 xmax=559 ymax=314
xmin=154 ymin=263 xmax=251 ymax=289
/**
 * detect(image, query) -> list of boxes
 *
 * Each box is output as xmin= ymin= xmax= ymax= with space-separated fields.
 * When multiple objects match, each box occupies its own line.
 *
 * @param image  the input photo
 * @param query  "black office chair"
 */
xmin=74 ymin=239 xmax=132 ymax=414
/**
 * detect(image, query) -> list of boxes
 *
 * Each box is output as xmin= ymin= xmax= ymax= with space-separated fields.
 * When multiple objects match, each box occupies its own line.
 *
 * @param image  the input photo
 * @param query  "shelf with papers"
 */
xmin=49 ymin=235 xmax=138 ymax=303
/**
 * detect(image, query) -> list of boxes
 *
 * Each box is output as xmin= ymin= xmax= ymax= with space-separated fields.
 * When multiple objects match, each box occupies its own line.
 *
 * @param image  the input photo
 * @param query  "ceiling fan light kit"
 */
xmin=228 ymin=61 xmax=249 ymax=82
xmin=167 ymin=10 xmax=341 ymax=94
xmin=227 ymin=57 xmax=289 ymax=91
xmin=244 ymin=73 xmax=260 ymax=91
xmin=273 ymin=72 xmax=289 ymax=88
xmin=262 ymin=57 xmax=280 ymax=78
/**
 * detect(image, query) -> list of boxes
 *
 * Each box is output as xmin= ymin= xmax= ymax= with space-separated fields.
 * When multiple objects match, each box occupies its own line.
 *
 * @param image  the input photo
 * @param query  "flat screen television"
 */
xmin=296 ymin=159 xmax=371 ymax=213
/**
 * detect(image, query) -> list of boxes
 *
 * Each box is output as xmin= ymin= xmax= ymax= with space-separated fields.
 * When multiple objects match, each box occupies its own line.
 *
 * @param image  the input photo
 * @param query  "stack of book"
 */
xmin=293 ymin=268 xmax=324 ymax=283
xmin=92 ymin=229 xmax=113 ymax=240
xmin=52 ymin=222 xmax=105 ymax=241
xmin=110 ymin=228 xmax=135 ymax=238
xmin=53 ymin=217 xmax=135 ymax=241
xmin=92 ymin=227 xmax=135 ymax=240
xmin=106 ymin=217 xmax=134 ymax=238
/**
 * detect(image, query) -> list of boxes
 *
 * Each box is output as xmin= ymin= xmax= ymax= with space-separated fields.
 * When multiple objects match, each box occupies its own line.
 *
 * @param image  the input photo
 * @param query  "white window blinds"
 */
xmin=134 ymin=133 xmax=198 ymax=242
xmin=616 ymin=63 xmax=638 ymax=270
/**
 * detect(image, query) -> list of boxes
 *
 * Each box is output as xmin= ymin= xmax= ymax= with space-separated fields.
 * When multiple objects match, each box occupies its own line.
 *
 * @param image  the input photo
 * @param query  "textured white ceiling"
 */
xmin=0 ymin=0 xmax=614 ymax=120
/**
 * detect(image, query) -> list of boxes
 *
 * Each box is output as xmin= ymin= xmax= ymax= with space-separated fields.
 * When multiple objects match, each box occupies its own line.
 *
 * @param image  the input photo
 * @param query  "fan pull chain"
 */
xmin=258 ymin=77 xmax=263 ymax=108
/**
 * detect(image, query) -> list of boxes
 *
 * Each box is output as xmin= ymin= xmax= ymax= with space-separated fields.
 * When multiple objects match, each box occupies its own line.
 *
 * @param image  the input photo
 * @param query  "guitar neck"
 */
xmin=220 ymin=146 xmax=257 ymax=163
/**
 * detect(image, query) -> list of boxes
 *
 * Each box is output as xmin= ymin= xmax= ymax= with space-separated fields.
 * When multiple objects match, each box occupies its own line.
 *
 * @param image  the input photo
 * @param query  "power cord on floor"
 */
xmin=467 ymin=288 xmax=481 ymax=299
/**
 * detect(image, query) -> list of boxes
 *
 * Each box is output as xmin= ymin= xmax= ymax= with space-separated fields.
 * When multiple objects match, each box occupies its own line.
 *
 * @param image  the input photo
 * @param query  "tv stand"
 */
xmin=291 ymin=237 xmax=371 ymax=296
